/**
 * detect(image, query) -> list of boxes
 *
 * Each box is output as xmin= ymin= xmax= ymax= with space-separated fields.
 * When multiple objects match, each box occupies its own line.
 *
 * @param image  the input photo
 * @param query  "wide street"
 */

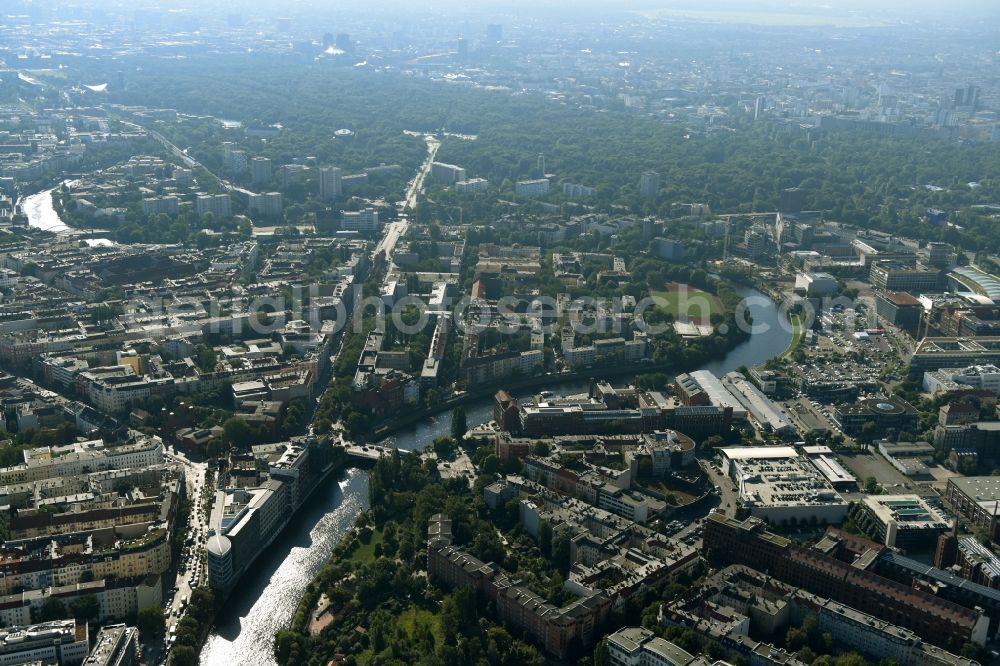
xmin=163 ymin=448 xmax=210 ymax=646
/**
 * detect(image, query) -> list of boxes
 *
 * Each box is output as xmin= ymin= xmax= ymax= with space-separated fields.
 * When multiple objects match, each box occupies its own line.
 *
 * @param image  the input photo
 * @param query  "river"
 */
xmin=198 ymin=285 xmax=790 ymax=666
xmin=199 ymin=469 xmax=370 ymax=665
xmin=20 ymin=187 xmax=70 ymax=233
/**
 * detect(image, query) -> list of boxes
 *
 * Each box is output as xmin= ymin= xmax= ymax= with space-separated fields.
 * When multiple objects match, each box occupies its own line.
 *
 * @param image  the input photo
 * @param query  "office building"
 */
xmin=795 ymin=272 xmax=838 ymax=296
xmin=719 ymin=447 xmax=847 ymax=524
xmin=869 ymin=260 xmax=940 ymax=293
xmin=319 ymin=166 xmax=342 ymax=202
xmin=341 ymin=207 xmax=380 ymax=232
xmin=875 ymin=291 xmax=923 ymax=331
xmin=911 ymin=337 xmax=1000 ymax=375
xmin=924 ymin=364 xmax=1000 ymax=396
xmin=944 ymin=476 xmax=1000 ymax=530
xmin=923 ymin=242 xmax=956 ymax=269
xmin=0 ymin=620 xmax=89 ymax=666
xmin=744 ymin=226 xmax=768 ymax=258
xmin=208 ymin=482 xmax=293 ymax=590
xmin=834 ymin=397 xmax=918 ymax=437
xmin=860 ymin=495 xmax=951 ymax=549
xmin=639 ymin=171 xmax=660 ymax=199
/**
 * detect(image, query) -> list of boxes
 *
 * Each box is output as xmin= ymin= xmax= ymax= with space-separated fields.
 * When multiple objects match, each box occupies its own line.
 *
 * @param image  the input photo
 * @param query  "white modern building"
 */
xmin=606 ymin=626 xmax=695 ymax=666
xmin=515 ymin=178 xmax=550 ymax=197
xmin=430 ymin=162 xmax=466 ymax=185
xmin=795 ymin=272 xmax=839 ymax=296
xmin=923 ymin=364 xmax=1000 ymax=396
xmin=0 ymin=620 xmax=89 ymax=666
xmin=456 ymin=177 xmax=489 ymax=194
xmin=720 ymin=447 xmax=848 ymax=524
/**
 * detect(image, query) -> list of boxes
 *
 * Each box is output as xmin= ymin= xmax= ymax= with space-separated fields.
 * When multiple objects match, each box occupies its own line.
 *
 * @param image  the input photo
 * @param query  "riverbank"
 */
xmin=780 ymin=314 xmax=805 ymax=359
xmin=373 ymin=358 xmax=689 ymax=442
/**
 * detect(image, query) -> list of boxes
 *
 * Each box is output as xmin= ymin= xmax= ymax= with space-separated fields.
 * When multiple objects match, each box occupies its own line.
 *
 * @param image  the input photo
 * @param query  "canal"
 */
xmin=198 ymin=285 xmax=791 ymax=665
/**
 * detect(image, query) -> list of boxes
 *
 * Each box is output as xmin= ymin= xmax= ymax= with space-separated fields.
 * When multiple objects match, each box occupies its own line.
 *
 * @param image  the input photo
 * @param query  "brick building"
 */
xmin=426 ymin=514 xmax=610 ymax=658
xmin=701 ymin=513 xmax=989 ymax=649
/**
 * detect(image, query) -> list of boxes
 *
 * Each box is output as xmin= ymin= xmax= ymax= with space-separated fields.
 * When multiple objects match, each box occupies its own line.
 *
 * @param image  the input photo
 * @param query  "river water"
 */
xmin=198 ymin=286 xmax=791 ymax=666
xmin=20 ymin=188 xmax=70 ymax=233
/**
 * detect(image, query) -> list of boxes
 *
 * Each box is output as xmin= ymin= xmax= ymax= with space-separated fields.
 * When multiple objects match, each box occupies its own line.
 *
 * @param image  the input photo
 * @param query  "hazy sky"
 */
xmin=43 ymin=0 xmax=1000 ymax=16
xmin=27 ymin=0 xmax=1000 ymax=28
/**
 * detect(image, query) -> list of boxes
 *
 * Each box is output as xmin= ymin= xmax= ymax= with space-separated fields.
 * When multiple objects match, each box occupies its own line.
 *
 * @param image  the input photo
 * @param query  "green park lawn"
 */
xmin=651 ymin=284 xmax=724 ymax=322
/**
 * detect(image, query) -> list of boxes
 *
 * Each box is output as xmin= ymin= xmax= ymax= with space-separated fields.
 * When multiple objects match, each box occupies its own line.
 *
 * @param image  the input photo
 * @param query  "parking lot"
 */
xmin=792 ymin=305 xmax=904 ymax=392
xmin=782 ymin=397 xmax=840 ymax=434
xmin=838 ymin=450 xmax=916 ymax=490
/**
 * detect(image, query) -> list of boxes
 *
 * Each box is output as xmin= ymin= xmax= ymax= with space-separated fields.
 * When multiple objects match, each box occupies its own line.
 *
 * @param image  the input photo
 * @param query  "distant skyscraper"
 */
xmin=753 ymin=96 xmax=763 ymax=120
xmin=457 ymin=37 xmax=469 ymax=59
xmin=250 ymin=157 xmax=272 ymax=185
xmin=319 ymin=166 xmax=342 ymax=202
xmin=537 ymin=153 xmax=546 ymax=177
xmin=336 ymin=33 xmax=352 ymax=52
xmin=486 ymin=24 xmax=502 ymax=42
xmin=639 ymin=171 xmax=660 ymax=200
xmin=322 ymin=32 xmax=334 ymax=49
